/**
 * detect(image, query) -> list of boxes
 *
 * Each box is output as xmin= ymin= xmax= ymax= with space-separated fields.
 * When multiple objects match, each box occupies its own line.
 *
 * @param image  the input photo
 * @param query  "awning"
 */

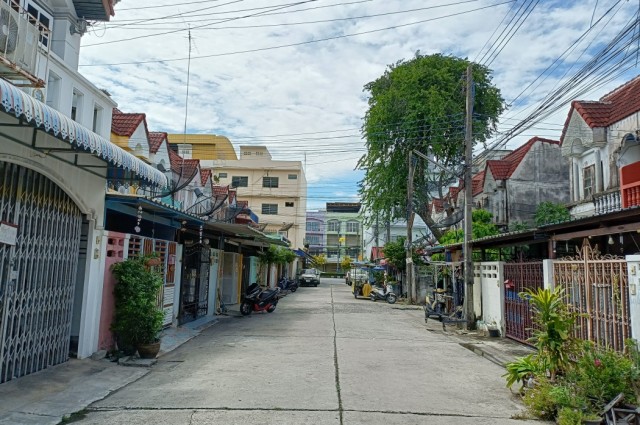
xmin=293 ymin=249 xmax=313 ymax=259
xmin=205 ymin=222 xmax=289 ymax=247
xmin=0 ymin=79 xmax=167 ymax=187
xmin=106 ymin=193 xmax=204 ymax=228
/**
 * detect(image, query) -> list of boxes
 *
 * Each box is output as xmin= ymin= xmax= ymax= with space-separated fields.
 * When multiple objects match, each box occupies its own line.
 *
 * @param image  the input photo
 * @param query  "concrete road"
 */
xmin=79 ymin=278 xmax=536 ymax=424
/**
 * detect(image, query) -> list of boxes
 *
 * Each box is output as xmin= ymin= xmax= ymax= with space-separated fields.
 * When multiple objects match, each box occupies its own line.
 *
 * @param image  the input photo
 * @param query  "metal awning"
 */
xmin=0 ymin=79 xmax=167 ymax=187
xmin=205 ymin=222 xmax=289 ymax=247
xmin=106 ymin=193 xmax=204 ymax=228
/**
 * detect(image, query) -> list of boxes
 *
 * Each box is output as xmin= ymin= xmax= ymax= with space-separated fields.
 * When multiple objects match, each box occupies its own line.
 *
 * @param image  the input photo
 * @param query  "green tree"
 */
xmin=312 ymin=253 xmax=327 ymax=271
xmin=340 ymin=255 xmax=353 ymax=271
xmin=383 ymin=237 xmax=422 ymax=271
xmin=535 ymin=202 xmax=570 ymax=226
xmin=434 ymin=209 xmax=500 ymax=244
xmin=358 ymin=53 xmax=504 ymax=238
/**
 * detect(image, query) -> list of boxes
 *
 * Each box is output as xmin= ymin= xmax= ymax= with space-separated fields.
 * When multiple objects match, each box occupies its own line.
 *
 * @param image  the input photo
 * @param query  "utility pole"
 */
xmin=375 ymin=214 xmax=380 ymax=248
xmin=406 ymin=150 xmax=416 ymax=303
xmin=463 ymin=64 xmax=475 ymax=329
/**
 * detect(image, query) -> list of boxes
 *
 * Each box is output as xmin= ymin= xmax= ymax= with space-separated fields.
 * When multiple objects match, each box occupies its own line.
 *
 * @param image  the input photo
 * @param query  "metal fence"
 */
xmin=503 ymin=261 xmax=544 ymax=345
xmin=554 ymin=241 xmax=630 ymax=352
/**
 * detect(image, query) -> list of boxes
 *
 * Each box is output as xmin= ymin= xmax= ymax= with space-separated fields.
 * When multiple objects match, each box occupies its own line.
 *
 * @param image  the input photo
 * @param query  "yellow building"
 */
xmin=167 ymin=134 xmax=238 ymax=161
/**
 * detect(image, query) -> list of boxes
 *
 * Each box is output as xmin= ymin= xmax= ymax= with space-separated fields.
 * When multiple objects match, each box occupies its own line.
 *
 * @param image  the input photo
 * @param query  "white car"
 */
xmin=299 ymin=268 xmax=320 ymax=287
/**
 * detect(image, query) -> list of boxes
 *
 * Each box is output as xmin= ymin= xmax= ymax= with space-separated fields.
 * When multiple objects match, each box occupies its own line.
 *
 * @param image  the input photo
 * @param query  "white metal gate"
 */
xmin=0 ymin=162 xmax=82 ymax=383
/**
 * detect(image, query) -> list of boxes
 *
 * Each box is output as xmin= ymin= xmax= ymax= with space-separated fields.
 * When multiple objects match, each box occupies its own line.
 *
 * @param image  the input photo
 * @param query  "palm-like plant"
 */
xmin=521 ymin=286 xmax=578 ymax=380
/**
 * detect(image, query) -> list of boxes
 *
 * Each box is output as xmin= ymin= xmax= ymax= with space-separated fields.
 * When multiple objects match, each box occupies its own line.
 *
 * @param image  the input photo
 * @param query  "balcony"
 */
xmin=0 ymin=1 xmax=47 ymax=87
xmin=594 ymin=190 xmax=621 ymax=215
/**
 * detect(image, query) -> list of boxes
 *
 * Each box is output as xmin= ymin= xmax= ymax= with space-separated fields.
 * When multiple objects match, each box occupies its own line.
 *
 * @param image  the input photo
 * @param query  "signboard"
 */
xmin=0 ymin=222 xmax=18 ymax=246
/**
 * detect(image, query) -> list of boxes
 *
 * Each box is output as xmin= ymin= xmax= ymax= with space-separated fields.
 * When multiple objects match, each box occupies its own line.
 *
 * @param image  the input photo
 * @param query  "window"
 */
xmin=327 ymin=249 xmax=338 ymax=258
xmin=26 ymin=1 xmax=51 ymax=47
xmin=92 ymin=104 xmax=103 ymax=133
xmin=45 ymin=71 xmax=60 ymax=109
xmin=263 ymin=176 xmax=279 ymax=188
xmin=231 ymin=176 xmax=248 ymax=188
xmin=262 ymin=203 xmax=278 ymax=215
xmin=218 ymin=172 xmax=227 ymax=178
xmin=288 ymin=174 xmax=298 ymax=180
xmin=583 ymin=165 xmax=595 ymax=199
xmin=327 ymin=220 xmax=340 ymax=232
xmin=306 ymin=221 xmax=320 ymax=232
xmin=346 ymin=221 xmax=359 ymax=233
xmin=243 ymin=151 xmax=252 ymax=156
xmin=71 ymin=89 xmax=83 ymax=122
xmin=307 ymin=235 xmax=320 ymax=245
xmin=285 ymin=202 xmax=294 ymax=207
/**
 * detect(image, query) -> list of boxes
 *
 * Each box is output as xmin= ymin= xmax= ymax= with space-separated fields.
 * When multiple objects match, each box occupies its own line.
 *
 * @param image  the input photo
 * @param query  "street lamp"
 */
xmin=338 ymin=236 xmax=346 ymax=273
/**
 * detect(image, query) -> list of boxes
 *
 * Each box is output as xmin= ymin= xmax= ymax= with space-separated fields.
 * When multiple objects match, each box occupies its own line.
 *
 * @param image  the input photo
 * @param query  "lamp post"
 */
xmin=338 ymin=236 xmax=346 ymax=273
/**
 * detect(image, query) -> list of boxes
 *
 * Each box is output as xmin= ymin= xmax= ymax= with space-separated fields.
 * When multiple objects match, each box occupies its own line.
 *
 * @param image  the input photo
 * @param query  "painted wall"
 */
xmin=474 ymin=262 xmax=505 ymax=334
xmin=626 ymin=255 xmax=640 ymax=341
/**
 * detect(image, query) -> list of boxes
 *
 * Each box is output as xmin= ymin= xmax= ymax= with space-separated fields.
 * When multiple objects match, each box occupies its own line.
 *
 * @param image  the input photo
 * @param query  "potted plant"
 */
xmin=111 ymin=255 xmax=164 ymax=359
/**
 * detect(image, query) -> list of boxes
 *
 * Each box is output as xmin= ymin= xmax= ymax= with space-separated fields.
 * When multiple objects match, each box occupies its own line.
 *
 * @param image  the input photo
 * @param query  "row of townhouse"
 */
xmin=0 ymin=0 xmax=292 ymax=384
xmin=424 ymin=75 xmax=640 ymax=352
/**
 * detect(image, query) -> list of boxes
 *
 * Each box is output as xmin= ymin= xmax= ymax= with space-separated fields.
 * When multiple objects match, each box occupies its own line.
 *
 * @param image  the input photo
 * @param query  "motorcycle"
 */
xmin=369 ymin=284 xmax=397 ymax=304
xmin=277 ymin=276 xmax=298 ymax=293
xmin=240 ymin=283 xmax=280 ymax=316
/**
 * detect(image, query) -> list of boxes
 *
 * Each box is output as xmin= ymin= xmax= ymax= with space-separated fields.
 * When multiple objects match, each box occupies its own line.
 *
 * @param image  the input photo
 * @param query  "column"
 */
xmin=573 ymin=161 xmax=581 ymax=201
xmin=625 ymin=256 xmax=640 ymax=341
xmin=594 ymin=150 xmax=603 ymax=193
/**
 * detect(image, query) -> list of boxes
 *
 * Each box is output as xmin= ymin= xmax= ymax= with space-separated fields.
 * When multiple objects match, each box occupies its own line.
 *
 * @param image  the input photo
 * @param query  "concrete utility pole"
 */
xmin=463 ymin=64 xmax=475 ymax=329
xmin=406 ymin=150 xmax=416 ymax=302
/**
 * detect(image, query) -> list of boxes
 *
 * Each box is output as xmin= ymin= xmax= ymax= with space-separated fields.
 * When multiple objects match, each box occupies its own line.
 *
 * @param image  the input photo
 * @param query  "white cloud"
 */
xmin=79 ymin=0 xmax=640 ymax=208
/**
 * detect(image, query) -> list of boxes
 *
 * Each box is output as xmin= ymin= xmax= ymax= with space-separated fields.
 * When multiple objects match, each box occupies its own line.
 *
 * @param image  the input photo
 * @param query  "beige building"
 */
xmin=172 ymin=142 xmax=307 ymax=250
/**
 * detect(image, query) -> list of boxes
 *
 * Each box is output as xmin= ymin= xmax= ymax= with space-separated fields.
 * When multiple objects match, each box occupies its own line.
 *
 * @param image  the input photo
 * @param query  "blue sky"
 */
xmin=79 ymin=0 xmax=640 ymax=209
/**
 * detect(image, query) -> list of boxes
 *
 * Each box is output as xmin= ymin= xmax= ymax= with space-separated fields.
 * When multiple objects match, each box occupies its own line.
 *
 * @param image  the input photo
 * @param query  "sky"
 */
xmin=78 ymin=0 xmax=640 ymax=210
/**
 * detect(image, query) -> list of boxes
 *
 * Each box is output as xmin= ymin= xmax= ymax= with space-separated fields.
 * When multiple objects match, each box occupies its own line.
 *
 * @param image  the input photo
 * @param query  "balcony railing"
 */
xmin=593 ymin=190 xmax=621 ymax=215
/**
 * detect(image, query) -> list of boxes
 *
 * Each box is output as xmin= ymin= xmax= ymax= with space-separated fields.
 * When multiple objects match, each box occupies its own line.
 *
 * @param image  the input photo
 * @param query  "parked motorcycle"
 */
xmin=240 ymin=283 xmax=280 ymax=316
xmin=369 ymin=285 xmax=397 ymax=304
xmin=277 ymin=276 xmax=298 ymax=293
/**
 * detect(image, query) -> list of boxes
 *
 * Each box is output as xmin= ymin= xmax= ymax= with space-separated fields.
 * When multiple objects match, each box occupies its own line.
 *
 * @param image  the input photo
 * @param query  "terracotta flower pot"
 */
xmin=137 ymin=341 xmax=161 ymax=359
xmin=145 ymin=257 xmax=162 ymax=267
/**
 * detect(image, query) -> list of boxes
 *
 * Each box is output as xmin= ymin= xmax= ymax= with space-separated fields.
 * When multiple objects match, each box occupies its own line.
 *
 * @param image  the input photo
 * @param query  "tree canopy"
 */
xmin=358 ymin=53 xmax=504 ymax=237
xmin=382 ymin=237 xmax=422 ymax=271
xmin=534 ymin=202 xmax=571 ymax=226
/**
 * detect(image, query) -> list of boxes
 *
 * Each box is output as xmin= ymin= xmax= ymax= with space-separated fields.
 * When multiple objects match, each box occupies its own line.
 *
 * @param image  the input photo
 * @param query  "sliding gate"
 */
xmin=0 ymin=162 xmax=82 ymax=383
xmin=503 ymin=261 xmax=543 ymax=345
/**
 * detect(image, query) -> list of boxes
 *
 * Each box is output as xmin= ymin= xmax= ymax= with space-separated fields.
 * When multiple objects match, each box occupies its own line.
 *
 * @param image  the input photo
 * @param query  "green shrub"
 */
xmin=504 ymin=354 xmax=543 ymax=390
xmin=556 ymin=407 xmax=585 ymax=425
xmin=567 ymin=342 xmax=638 ymax=410
xmin=111 ymin=256 xmax=164 ymax=349
xmin=523 ymin=378 xmax=557 ymax=420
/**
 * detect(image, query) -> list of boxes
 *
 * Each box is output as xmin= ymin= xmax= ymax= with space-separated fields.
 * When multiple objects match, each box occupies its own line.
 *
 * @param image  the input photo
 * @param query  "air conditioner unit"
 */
xmin=0 ymin=8 xmax=18 ymax=54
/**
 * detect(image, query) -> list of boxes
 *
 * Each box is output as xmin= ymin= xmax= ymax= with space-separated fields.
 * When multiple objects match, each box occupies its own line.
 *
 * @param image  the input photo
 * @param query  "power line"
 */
xmin=85 ymin=0 xmax=318 ymax=47
xmin=79 ymin=1 xmax=514 ymax=66
xmin=105 ymin=0 xmax=486 ymax=32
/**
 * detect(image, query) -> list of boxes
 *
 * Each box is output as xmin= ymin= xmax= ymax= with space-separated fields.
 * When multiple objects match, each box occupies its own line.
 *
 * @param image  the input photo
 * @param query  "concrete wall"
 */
xmin=507 ymin=142 xmax=570 ymax=225
xmin=626 ymin=255 xmax=640 ymax=341
xmin=475 ymin=262 xmax=504 ymax=334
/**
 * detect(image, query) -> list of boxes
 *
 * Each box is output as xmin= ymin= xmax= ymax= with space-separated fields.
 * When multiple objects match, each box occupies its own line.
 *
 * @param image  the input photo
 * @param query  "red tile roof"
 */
xmin=471 ymin=171 xmax=485 ymax=196
xmin=200 ymin=169 xmax=211 ymax=186
xmin=486 ymin=137 xmax=559 ymax=181
xmin=228 ymin=189 xmax=237 ymax=205
xmin=112 ymin=108 xmax=148 ymax=137
xmin=213 ymin=185 xmax=229 ymax=196
xmin=148 ymin=132 xmax=168 ymax=154
xmin=236 ymin=200 xmax=248 ymax=209
xmin=431 ymin=198 xmax=444 ymax=213
xmin=168 ymin=149 xmax=200 ymax=179
xmin=561 ymin=76 xmax=640 ymax=143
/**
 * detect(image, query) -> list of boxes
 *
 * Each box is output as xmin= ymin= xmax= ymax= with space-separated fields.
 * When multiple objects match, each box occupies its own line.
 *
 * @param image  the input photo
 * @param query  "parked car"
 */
xmin=299 ymin=268 xmax=321 ymax=287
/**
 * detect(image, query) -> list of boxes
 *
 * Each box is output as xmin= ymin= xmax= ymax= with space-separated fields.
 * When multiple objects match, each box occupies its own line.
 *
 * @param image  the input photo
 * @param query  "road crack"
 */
xmin=330 ymin=285 xmax=344 ymax=425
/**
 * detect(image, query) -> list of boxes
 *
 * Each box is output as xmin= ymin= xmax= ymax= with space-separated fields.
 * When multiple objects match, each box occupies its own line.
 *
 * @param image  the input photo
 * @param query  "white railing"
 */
xmin=593 ymin=190 xmax=621 ymax=215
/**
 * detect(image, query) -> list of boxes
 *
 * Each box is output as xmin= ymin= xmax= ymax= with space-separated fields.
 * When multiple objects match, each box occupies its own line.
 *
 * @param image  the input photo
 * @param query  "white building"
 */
xmin=364 ymin=216 xmax=430 ymax=262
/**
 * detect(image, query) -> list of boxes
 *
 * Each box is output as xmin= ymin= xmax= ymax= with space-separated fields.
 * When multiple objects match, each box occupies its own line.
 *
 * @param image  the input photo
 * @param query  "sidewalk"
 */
xmin=0 ymin=315 xmax=225 ymax=425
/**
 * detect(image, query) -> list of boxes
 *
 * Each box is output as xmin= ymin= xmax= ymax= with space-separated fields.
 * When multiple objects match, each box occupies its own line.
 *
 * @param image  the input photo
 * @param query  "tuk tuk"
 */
xmin=351 ymin=262 xmax=374 ymax=299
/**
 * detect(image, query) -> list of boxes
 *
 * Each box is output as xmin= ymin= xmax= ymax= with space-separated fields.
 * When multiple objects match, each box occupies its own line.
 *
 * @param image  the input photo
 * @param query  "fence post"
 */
xmin=626 ymin=255 xmax=640 ymax=342
xmin=543 ymin=259 xmax=555 ymax=291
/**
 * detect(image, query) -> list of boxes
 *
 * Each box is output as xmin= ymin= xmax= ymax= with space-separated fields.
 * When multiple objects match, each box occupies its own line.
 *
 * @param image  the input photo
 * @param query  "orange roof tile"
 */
xmin=561 ymin=76 xmax=640 ymax=143
xmin=472 ymin=171 xmax=485 ymax=196
xmin=112 ymin=108 xmax=148 ymax=137
xmin=200 ymin=169 xmax=211 ymax=186
xmin=213 ymin=185 xmax=229 ymax=196
xmin=148 ymin=132 xmax=168 ymax=154
xmin=168 ymin=149 xmax=200 ymax=179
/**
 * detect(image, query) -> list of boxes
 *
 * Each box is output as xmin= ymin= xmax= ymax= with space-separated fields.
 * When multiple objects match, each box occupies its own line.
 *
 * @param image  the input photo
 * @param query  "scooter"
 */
xmin=240 ymin=283 xmax=280 ymax=316
xmin=277 ymin=276 xmax=298 ymax=293
xmin=369 ymin=285 xmax=397 ymax=304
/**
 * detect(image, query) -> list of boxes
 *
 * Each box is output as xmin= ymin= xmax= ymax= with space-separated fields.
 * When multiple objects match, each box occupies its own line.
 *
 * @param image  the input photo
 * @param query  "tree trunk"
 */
xmin=415 ymin=205 xmax=445 ymax=240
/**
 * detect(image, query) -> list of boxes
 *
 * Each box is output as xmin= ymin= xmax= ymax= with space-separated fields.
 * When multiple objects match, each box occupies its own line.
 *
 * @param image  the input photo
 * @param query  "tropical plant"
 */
xmin=382 ymin=237 xmax=422 ymax=271
xmin=111 ymin=255 xmax=164 ymax=350
xmin=358 ymin=53 xmax=504 ymax=239
xmin=534 ymin=202 xmax=570 ymax=226
xmin=504 ymin=354 xmax=544 ymax=391
xmin=312 ymin=253 xmax=327 ymax=271
xmin=340 ymin=256 xmax=353 ymax=270
xmin=521 ymin=286 xmax=578 ymax=380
